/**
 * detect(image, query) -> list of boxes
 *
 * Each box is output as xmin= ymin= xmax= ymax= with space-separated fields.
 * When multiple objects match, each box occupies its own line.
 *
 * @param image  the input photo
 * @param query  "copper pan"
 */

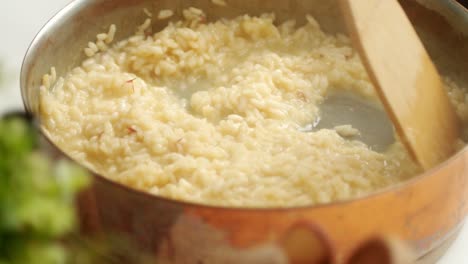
xmin=21 ymin=0 xmax=468 ymax=263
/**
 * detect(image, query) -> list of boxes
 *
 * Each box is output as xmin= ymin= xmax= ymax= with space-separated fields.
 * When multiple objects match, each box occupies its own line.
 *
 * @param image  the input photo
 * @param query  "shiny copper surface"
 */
xmin=22 ymin=0 xmax=468 ymax=263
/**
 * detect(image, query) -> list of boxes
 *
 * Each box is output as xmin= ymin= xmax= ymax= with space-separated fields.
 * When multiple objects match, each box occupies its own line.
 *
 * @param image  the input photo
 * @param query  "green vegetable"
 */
xmin=0 ymin=118 xmax=89 ymax=264
xmin=0 ymin=117 xmax=153 ymax=264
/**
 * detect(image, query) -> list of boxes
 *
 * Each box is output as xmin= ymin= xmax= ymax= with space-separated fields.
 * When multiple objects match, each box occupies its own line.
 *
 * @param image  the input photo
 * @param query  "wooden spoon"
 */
xmin=339 ymin=0 xmax=460 ymax=170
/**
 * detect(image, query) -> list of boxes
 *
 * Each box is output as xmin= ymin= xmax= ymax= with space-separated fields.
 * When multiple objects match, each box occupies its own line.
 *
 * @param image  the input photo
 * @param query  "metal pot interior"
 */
xmin=19 ymin=1 xmax=468 ymax=262
xmin=21 ymin=0 xmax=468 ymax=202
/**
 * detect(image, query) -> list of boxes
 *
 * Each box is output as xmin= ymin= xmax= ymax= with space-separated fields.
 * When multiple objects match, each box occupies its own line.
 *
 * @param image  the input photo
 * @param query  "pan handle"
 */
xmin=279 ymin=223 xmax=414 ymax=264
xmin=345 ymin=236 xmax=414 ymax=264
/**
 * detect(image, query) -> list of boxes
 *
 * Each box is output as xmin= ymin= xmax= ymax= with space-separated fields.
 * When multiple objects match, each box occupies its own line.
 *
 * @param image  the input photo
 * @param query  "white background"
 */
xmin=0 ymin=1 xmax=466 ymax=263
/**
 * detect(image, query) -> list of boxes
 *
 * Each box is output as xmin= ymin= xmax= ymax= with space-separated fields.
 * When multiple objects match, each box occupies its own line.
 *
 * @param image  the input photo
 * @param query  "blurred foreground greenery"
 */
xmin=0 ymin=117 xmax=155 ymax=264
xmin=0 ymin=118 xmax=89 ymax=264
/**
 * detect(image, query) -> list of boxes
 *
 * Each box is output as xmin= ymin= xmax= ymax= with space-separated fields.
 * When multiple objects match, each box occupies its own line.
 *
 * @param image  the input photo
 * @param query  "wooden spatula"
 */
xmin=339 ymin=0 xmax=460 ymax=170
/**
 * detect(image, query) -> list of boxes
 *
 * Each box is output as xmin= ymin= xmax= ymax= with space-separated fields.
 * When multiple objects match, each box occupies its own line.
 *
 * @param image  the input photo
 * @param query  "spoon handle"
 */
xmin=340 ymin=0 xmax=460 ymax=170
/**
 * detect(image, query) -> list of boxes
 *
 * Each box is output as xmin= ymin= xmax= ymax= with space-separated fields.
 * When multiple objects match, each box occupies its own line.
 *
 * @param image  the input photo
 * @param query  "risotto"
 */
xmin=39 ymin=8 xmax=466 ymax=207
